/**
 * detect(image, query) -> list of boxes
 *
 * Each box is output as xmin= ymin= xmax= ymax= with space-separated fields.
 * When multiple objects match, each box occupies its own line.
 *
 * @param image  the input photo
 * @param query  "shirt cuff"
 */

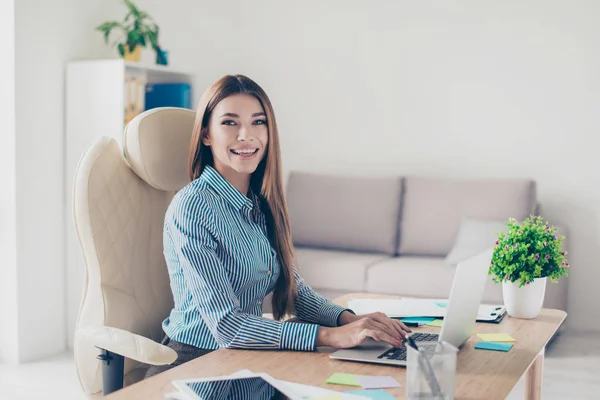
xmin=318 ymin=302 xmax=353 ymax=327
xmin=280 ymin=322 xmax=319 ymax=351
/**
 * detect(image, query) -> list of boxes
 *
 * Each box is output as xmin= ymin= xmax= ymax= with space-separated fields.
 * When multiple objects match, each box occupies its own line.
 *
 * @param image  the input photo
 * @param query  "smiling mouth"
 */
xmin=230 ymin=149 xmax=259 ymax=156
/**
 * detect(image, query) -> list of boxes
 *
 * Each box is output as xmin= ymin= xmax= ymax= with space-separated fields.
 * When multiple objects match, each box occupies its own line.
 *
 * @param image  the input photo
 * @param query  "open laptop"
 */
xmin=329 ymin=248 xmax=493 ymax=366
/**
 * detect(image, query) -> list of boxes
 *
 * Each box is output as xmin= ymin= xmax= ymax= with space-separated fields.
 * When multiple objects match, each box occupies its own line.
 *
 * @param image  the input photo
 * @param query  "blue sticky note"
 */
xmin=401 ymin=317 xmax=436 ymax=324
xmin=435 ymin=302 xmax=448 ymax=308
xmin=345 ymin=389 xmax=397 ymax=400
xmin=475 ymin=341 xmax=514 ymax=352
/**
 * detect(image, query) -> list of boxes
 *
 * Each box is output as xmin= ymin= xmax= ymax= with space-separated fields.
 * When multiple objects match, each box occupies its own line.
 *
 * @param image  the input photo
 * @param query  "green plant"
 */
xmin=96 ymin=0 xmax=161 ymax=57
xmin=489 ymin=216 xmax=569 ymax=287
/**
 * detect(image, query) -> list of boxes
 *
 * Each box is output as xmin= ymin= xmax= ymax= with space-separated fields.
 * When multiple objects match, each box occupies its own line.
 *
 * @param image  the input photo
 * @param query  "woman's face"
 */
xmin=203 ymin=93 xmax=269 ymax=179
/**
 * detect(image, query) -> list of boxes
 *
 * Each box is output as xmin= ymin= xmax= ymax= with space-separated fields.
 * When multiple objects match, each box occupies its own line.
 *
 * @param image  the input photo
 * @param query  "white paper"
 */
xmin=279 ymin=380 xmax=370 ymax=399
xmin=354 ymin=375 xmax=402 ymax=390
xmin=348 ymin=298 xmax=504 ymax=320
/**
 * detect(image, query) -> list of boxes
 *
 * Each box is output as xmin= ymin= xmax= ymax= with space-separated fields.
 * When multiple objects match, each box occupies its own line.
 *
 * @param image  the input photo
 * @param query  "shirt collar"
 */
xmin=200 ymin=165 xmax=254 ymax=212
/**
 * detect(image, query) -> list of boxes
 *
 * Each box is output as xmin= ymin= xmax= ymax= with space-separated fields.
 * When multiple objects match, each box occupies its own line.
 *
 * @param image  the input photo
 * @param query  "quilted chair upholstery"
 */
xmin=72 ymin=107 xmax=196 ymax=397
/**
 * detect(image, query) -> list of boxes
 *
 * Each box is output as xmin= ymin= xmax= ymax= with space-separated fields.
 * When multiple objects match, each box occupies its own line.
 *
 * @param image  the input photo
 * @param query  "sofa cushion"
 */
xmin=365 ymin=256 xmax=504 ymax=304
xmin=287 ymin=172 xmax=403 ymax=254
xmin=398 ymin=177 xmax=536 ymax=256
xmin=295 ymin=248 xmax=391 ymax=292
xmin=445 ymin=218 xmax=508 ymax=265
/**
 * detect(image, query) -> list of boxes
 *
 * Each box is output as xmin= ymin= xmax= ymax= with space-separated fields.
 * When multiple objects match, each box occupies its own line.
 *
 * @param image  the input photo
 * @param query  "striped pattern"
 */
xmin=162 ymin=165 xmax=348 ymax=351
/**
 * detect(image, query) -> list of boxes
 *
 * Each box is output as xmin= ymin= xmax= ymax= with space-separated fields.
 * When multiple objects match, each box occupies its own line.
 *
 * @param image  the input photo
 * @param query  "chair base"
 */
xmin=97 ymin=349 xmax=125 ymax=395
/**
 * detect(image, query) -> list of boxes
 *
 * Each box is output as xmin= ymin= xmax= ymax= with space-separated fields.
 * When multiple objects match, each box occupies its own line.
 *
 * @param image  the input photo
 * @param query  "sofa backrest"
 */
xmin=286 ymin=171 xmax=403 ymax=255
xmin=397 ymin=177 xmax=537 ymax=256
xmin=286 ymin=171 xmax=537 ymax=258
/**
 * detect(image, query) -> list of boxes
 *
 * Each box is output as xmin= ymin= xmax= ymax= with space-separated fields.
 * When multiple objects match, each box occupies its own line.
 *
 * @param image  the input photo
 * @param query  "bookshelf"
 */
xmin=64 ymin=58 xmax=195 ymax=347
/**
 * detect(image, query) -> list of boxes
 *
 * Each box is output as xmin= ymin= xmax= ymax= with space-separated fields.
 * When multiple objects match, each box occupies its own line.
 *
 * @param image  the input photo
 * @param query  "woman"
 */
xmin=146 ymin=75 xmax=410 ymax=378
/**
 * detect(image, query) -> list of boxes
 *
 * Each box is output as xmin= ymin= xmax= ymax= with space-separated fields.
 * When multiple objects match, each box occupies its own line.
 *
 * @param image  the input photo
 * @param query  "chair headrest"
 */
xmin=124 ymin=107 xmax=195 ymax=191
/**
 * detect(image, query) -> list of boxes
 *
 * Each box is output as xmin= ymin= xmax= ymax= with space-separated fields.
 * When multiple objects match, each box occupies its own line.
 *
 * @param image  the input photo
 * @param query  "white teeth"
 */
xmin=233 ymin=149 xmax=256 ymax=155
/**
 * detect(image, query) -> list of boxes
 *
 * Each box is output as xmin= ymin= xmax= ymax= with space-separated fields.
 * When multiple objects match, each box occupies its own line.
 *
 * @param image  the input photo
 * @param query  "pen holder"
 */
xmin=406 ymin=341 xmax=457 ymax=400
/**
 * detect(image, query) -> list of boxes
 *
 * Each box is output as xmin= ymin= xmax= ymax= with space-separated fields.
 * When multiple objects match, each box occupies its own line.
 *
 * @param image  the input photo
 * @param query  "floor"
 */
xmin=1 ymin=331 xmax=598 ymax=399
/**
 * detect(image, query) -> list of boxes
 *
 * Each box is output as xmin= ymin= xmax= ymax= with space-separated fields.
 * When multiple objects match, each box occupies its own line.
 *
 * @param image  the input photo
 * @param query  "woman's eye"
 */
xmin=254 ymin=119 xmax=267 ymax=125
xmin=222 ymin=120 xmax=236 ymax=126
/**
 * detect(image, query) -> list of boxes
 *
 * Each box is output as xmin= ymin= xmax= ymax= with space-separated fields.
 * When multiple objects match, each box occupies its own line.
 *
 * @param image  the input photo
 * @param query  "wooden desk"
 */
xmin=107 ymin=293 xmax=566 ymax=400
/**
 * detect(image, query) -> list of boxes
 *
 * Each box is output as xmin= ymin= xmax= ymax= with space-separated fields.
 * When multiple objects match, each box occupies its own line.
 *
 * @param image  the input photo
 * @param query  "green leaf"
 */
xmin=117 ymin=43 xmax=125 ymax=57
xmin=128 ymin=30 xmax=141 ymax=45
xmin=96 ymin=21 xmax=120 ymax=31
xmin=124 ymin=0 xmax=140 ymax=17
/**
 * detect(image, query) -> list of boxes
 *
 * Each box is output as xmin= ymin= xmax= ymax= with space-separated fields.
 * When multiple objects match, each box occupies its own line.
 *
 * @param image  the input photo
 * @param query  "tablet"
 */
xmin=172 ymin=373 xmax=302 ymax=400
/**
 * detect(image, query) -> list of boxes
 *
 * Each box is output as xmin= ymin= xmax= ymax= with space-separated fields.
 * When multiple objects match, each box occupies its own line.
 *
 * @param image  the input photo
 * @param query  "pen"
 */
xmin=407 ymin=337 xmax=444 ymax=400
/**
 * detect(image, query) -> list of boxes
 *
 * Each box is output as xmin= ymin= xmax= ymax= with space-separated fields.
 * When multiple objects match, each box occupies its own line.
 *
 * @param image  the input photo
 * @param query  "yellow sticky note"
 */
xmin=427 ymin=319 xmax=444 ymax=327
xmin=477 ymin=333 xmax=516 ymax=342
xmin=325 ymin=373 xmax=361 ymax=386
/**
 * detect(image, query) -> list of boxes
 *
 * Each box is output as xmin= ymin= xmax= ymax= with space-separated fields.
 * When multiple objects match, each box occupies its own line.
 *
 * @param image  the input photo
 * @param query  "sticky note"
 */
xmin=477 ymin=333 xmax=516 ymax=342
xmin=475 ymin=341 xmax=514 ymax=352
xmin=401 ymin=317 xmax=436 ymax=324
xmin=354 ymin=375 xmax=402 ymax=389
xmin=435 ymin=302 xmax=448 ymax=308
xmin=325 ymin=373 xmax=361 ymax=387
xmin=345 ymin=389 xmax=397 ymax=400
xmin=426 ymin=319 xmax=444 ymax=327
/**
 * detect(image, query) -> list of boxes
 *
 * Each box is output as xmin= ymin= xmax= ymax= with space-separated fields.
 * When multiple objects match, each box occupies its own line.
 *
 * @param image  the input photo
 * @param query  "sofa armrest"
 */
xmin=77 ymin=326 xmax=177 ymax=366
xmin=543 ymin=223 xmax=569 ymax=312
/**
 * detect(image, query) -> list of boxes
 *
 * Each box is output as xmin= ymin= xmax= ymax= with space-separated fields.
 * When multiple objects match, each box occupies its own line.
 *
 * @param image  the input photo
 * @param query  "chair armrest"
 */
xmin=77 ymin=326 xmax=177 ymax=366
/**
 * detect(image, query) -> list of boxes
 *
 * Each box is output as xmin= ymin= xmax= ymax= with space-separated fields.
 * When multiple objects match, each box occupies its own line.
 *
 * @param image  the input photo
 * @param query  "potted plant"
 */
xmin=96 ymin=0 xmax=162 ymax=62
xmin=489 ymin=215 xmax=569 ymax=319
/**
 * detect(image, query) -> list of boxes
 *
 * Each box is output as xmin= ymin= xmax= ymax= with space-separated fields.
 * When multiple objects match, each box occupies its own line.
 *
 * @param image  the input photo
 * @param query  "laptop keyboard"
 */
xmin=377 ymin=332 xmax=439 ymax=361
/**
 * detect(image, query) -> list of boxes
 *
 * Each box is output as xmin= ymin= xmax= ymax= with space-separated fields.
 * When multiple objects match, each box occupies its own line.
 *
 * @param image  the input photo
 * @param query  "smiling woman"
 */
xmin=201 ymin=94 xmax=269 ymax=190
xmin=144 ymin=75 xmax=410 ymax=378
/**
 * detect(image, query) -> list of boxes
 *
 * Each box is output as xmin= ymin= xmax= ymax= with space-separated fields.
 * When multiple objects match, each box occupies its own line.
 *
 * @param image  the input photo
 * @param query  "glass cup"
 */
xmin=406 ymin=340 xmax=458 ymax=400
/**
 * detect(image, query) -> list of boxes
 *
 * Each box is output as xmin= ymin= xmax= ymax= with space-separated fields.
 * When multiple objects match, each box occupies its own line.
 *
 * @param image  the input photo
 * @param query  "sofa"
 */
xmin=273 ymin=172 xmax=568 ymax=314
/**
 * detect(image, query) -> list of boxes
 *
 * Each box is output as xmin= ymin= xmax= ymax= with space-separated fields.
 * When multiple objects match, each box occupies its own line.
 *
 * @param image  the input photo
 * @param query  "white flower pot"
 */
xmin=502 ymin=277 xmax=547 ymax=319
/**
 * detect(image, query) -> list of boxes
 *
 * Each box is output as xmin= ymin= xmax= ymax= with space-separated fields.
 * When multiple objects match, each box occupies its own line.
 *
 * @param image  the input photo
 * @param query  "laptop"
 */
xmin=329 ymin=248 xmax=493 ymax=366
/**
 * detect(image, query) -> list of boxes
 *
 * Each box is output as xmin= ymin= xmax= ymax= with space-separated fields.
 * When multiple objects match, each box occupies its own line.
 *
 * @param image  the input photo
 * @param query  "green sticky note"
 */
xmin=345 ymin=389 xmax=397 ymax=400
xmin=325 ymin=373 xmax=361 ymax=387
xmin=475 ymin=341 xmax=514 ymax=352
xmin=401 ymin=317 xmax=436 ymax=324
xmin=426 ymin=319 xmax=444 ymax=327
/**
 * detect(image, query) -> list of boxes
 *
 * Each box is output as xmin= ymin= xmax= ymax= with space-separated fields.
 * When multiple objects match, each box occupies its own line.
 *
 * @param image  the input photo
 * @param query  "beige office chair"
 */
xmin=72 ymin=107 xmax=196 ymax=397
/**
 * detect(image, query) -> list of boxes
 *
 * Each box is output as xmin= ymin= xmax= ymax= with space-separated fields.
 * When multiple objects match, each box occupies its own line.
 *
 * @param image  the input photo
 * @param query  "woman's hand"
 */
xmin=338 ymin=311 xmax=411 ymax=341
xmin=317 ymin=313 xmax=411 ymax=349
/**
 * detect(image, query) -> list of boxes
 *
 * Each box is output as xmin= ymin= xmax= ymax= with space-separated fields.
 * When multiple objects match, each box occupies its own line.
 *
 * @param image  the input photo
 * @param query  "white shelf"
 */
xmin=124 ymin=60 xmax=193 ymax=77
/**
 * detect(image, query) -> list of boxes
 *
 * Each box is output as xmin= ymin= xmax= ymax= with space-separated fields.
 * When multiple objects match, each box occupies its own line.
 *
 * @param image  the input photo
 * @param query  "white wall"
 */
xmin=0 ymin=0 xmax=19 ymax=365
xmin=229 ymin=0 xmax=600 ymax=330
xmin=12 ymin=0 xmax=118 ymax=362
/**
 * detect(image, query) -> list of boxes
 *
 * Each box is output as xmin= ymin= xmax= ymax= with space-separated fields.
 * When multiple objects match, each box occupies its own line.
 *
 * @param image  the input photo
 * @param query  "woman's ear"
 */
xmin=201 ymin=127 xmax=210 ymax=146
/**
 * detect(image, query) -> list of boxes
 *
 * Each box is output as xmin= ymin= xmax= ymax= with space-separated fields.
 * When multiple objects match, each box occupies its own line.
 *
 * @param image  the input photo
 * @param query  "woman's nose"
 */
xmin=237 ymin=125 xmax=253 ymax=141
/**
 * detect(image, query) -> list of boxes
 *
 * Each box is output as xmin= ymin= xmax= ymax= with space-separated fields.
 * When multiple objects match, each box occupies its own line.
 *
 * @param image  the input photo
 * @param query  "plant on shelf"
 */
xmin=95 ymin=0 xmax=163 ymax=63
xmin=489 ymin=215 xmax=569 ymax=319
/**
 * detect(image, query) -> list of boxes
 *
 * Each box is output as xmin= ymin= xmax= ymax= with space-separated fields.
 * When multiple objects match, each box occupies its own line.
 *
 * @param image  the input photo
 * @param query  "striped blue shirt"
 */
xmin=162 ymin=165 xmax=348 ymax=351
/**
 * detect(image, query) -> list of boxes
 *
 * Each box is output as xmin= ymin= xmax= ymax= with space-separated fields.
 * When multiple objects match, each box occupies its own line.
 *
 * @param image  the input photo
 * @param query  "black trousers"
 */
xmin=144 ymin=335 xmax=214 ymax=379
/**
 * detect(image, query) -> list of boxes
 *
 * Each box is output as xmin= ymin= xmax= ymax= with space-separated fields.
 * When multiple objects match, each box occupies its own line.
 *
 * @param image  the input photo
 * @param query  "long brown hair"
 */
xmin=188 ymin=75 xmax=297 ymax=320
